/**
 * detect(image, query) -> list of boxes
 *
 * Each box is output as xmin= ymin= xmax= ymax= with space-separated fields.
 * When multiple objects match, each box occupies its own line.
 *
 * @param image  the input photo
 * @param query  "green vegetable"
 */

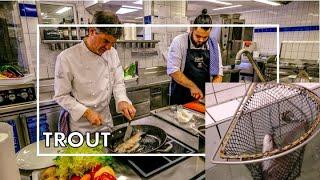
xmin=124 ymin=63 xmax=136 ymax=77
xmin=54 ymin=142 xmax=114 ymax=178
xmin=0 ymin=65 xmax=24 ymax=77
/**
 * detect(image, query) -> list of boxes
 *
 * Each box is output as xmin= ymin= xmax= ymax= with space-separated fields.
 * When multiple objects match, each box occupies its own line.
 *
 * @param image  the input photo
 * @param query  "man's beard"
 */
xmin=191 ymin=32 xmax=208 ymax=48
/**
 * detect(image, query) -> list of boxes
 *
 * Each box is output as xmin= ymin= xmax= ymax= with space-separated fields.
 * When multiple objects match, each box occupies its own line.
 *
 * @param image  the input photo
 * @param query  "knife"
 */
xmin=198 ymin=98 xmax=205 ymax=104
xmin=123 ymin=121 xmax=133 ymax=142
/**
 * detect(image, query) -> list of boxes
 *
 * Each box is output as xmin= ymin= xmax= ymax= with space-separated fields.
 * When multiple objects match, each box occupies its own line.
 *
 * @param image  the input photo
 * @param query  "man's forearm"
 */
xmin=170 ymin=71 xmax=197 ymax=89
xmin=212 ymin=75 xmax=223 ymax=83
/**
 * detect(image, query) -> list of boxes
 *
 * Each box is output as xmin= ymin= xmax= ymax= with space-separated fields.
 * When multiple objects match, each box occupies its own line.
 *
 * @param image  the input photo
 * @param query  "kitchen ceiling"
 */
xmin=86 ymin=0 xmax=291 ymax=23
xmin=187 ymin=1 xmax=285 ymax=17
xmin=86 ymin=0 xmax=144 ymax=23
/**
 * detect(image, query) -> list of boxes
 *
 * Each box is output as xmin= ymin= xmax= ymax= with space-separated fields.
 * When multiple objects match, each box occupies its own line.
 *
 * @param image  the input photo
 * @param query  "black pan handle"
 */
xmin=155 ymin=142 xmax=173 ymax=153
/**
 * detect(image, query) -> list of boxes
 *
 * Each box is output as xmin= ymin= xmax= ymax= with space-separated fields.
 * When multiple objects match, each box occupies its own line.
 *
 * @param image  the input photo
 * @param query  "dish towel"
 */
xmin=58 ymin=108 xmax=70 ymax=135
xmin=208 ymin=36 xmax=220 ymax=76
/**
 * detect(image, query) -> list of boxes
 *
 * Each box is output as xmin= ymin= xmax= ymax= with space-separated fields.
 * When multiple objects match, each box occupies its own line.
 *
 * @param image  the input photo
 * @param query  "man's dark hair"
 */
xmin=193 ymin=9 xmax=212 ymax=31
xmin=92 ymin=11 xmax=123 ymax=39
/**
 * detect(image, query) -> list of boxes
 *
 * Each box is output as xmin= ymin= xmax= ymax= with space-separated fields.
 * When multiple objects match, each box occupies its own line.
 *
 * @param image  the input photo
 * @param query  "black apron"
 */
xmin=170 ymin=35 xmax=210 ymax=105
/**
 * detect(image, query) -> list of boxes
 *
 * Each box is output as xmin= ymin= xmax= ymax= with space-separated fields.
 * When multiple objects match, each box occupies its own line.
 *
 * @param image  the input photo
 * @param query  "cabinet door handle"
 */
xmin=151 ymin=92 xmax=162 ymax=96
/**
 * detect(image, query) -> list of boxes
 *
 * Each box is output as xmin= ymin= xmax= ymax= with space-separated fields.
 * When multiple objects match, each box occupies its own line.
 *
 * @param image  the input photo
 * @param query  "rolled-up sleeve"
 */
xmin=111 ymin=51 xmax=132 ymax=113
xmin=53 ymin=54 xmax=87 ymax=121
xmin=167 ymin=37 xmax=183 ymax=75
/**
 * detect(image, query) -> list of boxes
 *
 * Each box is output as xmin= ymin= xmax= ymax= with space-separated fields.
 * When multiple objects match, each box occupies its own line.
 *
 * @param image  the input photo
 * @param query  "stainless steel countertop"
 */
xmin=124 ymin=72 xmax=170 ymax=91
xmin=38 ymin=71 xmax=170 ymax=93
xmin=280 ymin=76 xmax=319 ymax=83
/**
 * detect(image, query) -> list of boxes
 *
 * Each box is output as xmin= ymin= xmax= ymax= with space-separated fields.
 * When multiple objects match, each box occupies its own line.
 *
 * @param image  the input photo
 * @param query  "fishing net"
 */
xmin=219 ymin=83 xmax=320 ymax=180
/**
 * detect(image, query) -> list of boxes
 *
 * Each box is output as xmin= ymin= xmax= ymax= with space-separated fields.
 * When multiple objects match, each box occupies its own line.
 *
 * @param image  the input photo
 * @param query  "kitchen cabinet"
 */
xmin=110 ymin=83 xmax=170 ymax=126
xmin=19 ymin=105 xmax=60 ymax=145
xmin=0 ymin=102 xmax=60 ymax=151
xmin=0 ymin=113 xmax=25 ymax=153
xmin=150 ymin=87 xmax=162 ymax=110
xmin=128 ymin=88 xmax=150 ymax=104
xmin=151 ymin=84 xmax=170 ymax=110
xmin=110 ymin=88 xmax=151 ymax=125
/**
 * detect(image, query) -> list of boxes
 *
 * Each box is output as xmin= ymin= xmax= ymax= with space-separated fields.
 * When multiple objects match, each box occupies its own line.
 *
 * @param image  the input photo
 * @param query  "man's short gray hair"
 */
xmin=92 ymin=11 xmax=123 ymax=39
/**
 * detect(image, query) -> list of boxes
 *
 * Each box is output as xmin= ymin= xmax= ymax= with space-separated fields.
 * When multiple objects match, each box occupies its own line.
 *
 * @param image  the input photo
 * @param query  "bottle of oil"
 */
xmin=62 ymin=18 xmax=69 ymax=40
xmin=80 ymin=17 xmax=86 ymax=40
xmin=71 ymin=19 xmax=77 ymax=40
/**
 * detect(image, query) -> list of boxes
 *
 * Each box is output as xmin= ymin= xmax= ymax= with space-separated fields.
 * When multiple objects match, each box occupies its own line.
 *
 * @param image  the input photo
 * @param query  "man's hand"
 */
xmin=212 ymin=75 xmax=223 ymax=83
xmin=190 ymin=86 xmax=204 ymax=100
xmin=83 ymin=108 xmax=102 ymax=126
xmin=118 ymin=101 xmax=136 ymax=121
xmin=170 ymin=71 xmax=204 ymax=100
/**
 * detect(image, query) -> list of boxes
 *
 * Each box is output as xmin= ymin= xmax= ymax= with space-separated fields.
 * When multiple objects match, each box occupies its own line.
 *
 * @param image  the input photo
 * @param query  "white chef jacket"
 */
xmin=54 ymin=41 xmax=131 ymax=134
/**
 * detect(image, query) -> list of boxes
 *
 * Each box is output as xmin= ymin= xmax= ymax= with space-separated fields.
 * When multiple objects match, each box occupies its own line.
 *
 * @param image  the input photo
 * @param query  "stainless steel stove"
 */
xmin=124 ymin=135 xmax=196 ymax=178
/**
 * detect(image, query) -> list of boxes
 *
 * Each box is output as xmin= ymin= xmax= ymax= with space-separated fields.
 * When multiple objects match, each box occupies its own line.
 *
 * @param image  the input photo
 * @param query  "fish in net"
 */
xmin=219 ymin=83 xmax=320 ymax=180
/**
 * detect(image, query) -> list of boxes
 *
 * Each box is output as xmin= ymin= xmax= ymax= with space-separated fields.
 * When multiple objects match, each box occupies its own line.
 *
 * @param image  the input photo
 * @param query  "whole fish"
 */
xmin=261 ymin=120 xmax=307 ymax=180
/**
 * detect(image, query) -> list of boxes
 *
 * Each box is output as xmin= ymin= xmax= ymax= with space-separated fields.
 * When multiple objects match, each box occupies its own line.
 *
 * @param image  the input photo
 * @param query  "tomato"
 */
xmin=94 ymin=172 xmax=116 ymax=180
xmin=80 ymin=174 xmax=91 ymax=180
xmin=70 ymin=175 xmax=81 ymax=180
xmin=90 ymin=164 xmax=102 ymax=180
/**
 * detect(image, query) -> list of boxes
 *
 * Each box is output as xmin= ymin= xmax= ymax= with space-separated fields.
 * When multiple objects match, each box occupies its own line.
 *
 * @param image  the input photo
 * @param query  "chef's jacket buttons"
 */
xmin=94 ymin=104 xmax=97 ymax=108
xmin=92 ymin=92 xmax=95 ymax=96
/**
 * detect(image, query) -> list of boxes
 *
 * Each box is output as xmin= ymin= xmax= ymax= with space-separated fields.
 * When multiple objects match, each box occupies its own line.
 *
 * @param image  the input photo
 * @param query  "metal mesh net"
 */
xmin=219 ymin=83 xmax=320 ymax=180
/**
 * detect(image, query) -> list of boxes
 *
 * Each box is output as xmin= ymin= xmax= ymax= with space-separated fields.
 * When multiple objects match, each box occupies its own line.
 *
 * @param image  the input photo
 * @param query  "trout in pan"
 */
xmin=115 ymin=131 xmax=142 ymax=153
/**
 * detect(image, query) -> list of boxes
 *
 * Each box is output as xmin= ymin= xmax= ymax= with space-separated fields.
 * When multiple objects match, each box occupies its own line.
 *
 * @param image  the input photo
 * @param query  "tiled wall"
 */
xmin=114 ymin=42 xmax=164 ymax=69
xmin=280 ymin=41 xmax=319 ymax=61
xmin=240 ymin=1 xmax=319 ymax=57
xmin=38 ymin=40 xmax=164 ymax=79
xmin=19 ymin=0 xmax=38 ymax=78
xmin=75 ymin=1 xmax=92 ymax=24
xmin=205 ymin=83 xmax=250 ymax=107
xmin=19 ymin=1 xmax=92 ymax=80
xmin=150 ymin=1 xmax=189 ymax=63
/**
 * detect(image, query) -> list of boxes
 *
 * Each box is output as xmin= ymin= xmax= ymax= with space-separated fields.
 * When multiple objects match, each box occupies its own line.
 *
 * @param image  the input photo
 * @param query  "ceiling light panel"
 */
xmin=56 ymin=7 xmax=71 ymax=14
xmin=206 ymin=0 xmax=232 ymax=6
xmin=212 ymin=5 xmax=243 ymax=11
xmin=122 ymin=5 xmax=143 ymax=9
xmin=254 ymin=0 xmax=281 ymax=6
xmin=116 ymin=7 xmax=139 ymax=15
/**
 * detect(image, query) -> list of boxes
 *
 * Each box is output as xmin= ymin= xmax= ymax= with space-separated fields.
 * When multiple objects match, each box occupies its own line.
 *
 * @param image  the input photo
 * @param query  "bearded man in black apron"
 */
xmin=167 ymin=9 xmax=223 ymax=105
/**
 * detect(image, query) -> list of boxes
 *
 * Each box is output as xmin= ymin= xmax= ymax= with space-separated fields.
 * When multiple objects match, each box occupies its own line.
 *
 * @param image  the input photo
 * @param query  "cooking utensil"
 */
xmin=215 ymin=83 xmax=320 ymax=180
xmin=123 ymin=121 xmax=133 ymax=142
xmin=107 ymin=125 xmax=171 ymax=153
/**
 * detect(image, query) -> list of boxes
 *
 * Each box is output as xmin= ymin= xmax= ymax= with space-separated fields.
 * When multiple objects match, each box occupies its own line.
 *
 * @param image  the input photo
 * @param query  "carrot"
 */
xmin=183 ymin=101 xmax=205 ymax=114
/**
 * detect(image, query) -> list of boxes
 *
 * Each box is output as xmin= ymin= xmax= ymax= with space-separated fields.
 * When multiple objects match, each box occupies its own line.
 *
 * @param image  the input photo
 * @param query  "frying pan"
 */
xmin=106 ymin=125 xmax=172 ymax=153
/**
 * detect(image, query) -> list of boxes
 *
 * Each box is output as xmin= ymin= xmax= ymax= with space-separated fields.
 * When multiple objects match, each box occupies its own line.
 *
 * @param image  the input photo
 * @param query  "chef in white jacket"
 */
xmin=54 ymin=11 xmax=136 ymax=134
